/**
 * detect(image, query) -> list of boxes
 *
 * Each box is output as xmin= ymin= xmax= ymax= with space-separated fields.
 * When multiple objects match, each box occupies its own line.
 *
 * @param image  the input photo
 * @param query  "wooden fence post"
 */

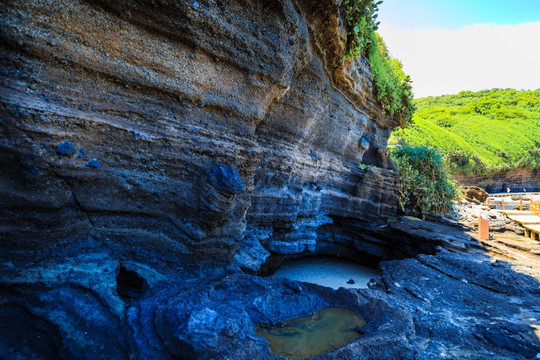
xmin=478 ymin=218 xmax=489 ymax=240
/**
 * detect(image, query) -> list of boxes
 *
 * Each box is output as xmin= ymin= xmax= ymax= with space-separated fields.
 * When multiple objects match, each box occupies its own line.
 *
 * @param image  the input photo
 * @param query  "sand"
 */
xmin=270 ymin=256 xmax=379 ymax=289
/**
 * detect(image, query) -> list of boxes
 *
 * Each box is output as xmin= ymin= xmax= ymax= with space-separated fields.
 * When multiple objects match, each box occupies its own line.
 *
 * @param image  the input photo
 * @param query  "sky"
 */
xmin=376 ymin=0 xmax=540 ymax=98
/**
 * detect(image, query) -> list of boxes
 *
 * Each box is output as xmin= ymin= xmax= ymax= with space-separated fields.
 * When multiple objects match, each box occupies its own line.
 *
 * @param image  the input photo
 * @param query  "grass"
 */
xmin=391 ymin=89 xmax=540 ymax=175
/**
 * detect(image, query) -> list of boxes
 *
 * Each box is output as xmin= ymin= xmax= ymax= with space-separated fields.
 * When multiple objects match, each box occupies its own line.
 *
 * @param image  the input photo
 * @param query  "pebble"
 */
xmin=56 ymin=141 xmax=75 ymax=156
xmin=86 ymin=159 xmax=101 ymax=168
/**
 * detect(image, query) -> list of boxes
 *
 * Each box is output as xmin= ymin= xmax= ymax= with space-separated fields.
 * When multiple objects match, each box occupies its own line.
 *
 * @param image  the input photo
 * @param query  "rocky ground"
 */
xmin=454 ymin=201 xmax=525 ymax=234
xmin=2 ymin=217 xmax=539 ymax=360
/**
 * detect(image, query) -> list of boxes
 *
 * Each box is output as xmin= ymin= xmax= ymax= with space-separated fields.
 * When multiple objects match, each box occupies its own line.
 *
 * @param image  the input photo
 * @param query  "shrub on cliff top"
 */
xmin=343 ymin=0 xmax=381 ymax=59
xmin=390 ymin=145 xmax=458 ymax=217
xmin=367 ymin=33 xmax=415 ymax=127
xmin=344 ymin=0 xmax=415 ymax=127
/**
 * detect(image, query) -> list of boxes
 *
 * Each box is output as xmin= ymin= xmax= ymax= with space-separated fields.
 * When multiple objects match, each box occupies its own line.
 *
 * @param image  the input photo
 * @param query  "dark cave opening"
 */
xmin=116 ymin=264 xmax=149 ymax=300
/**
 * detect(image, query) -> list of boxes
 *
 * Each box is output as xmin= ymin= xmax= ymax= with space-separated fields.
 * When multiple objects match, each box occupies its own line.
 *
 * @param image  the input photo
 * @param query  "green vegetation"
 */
xmin=390 ymin=145 xmax=458 ymax=217
xmin=367 ymin=33 xmax=415 ymax=127
xmin=344 ymin=0 xmax=415 ymax=126
xmin=358 ymin=164 xmax=380 ymax=170
xmin=343 ymin=0 xmax=381 ymax=59
xmin=392 ymin=89 xmax=540 ymax=175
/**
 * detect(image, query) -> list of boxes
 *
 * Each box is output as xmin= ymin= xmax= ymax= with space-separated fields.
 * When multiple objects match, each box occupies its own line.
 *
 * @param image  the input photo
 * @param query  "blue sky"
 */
xmin=379 ymin=0 xmax=540 ymax=30
xmin=376 ymin=1 xmax=540 ymax=97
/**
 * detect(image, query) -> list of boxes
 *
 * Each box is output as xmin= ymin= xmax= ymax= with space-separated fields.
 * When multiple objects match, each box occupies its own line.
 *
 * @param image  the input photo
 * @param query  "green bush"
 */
xmin=343 ymin=0 xmax=381 ymax=59
xmin=367 ymin=33 xmax=415 ymax=127
xmin=343 ymin=0 xmax=415 ymax=127
xmin=391 ymin=145 xmax=458 ymax=217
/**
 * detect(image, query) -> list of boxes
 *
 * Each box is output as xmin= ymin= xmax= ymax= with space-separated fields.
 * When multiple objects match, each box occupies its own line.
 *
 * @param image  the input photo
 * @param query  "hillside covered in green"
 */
xmin=391 ymin=89 xmax=540 ymax=175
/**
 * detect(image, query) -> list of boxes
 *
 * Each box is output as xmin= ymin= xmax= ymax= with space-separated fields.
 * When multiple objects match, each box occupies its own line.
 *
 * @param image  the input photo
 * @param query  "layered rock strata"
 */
xmin=454 ymin=168 xmax=540 ymax=193
xmin=1 ymin=0 xmax=398 ymax=267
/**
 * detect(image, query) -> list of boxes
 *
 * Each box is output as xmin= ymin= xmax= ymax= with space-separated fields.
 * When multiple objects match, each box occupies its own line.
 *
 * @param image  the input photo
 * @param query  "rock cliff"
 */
xmin=1 ymin=1 xmax=539 ymax=359
xmin=454 ymin=168 xmax=540 ymax=193
xmin=1 ymin=0 xmax=398 ymax=267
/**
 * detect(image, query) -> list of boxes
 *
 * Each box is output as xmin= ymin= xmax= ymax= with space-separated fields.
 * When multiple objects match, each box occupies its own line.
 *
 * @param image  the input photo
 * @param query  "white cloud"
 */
xmin=378 ymin=21 xmax=540 ymax=98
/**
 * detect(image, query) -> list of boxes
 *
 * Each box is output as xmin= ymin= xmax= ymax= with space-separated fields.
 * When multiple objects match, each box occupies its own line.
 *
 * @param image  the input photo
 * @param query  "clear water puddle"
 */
xmin=270 ymin=256 xmax=379 ymax=289
xmin=255 ymin=307 xmax=366 ymax=358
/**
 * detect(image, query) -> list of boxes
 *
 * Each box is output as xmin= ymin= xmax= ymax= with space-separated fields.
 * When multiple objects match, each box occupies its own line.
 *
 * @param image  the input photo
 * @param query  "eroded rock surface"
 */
xmin=2 ymin=219 xmax=539 ymax=360
xmin=1 ymin=1 xmax=539 ymax=359
xmin=0 ymin=0 xmax=399 ymax=265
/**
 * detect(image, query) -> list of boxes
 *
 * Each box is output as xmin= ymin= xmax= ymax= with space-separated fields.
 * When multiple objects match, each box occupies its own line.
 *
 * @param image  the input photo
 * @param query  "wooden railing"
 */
xmin=531 ymin=199 xmax=540 ymax=216
xmin=486 ymin=197 xmax=539 ymax=212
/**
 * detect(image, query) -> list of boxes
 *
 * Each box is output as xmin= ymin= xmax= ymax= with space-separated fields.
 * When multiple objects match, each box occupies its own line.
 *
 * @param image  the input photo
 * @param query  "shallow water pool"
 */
xmin=255 ymin=307 xmax=366 ymax=358
xmin=270 ymin=256 xmax=379 ymax=289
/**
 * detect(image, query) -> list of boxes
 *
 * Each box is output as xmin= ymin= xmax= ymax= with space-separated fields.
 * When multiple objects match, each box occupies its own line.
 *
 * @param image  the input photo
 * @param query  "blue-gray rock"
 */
xmin=207 ymin=165 xmax=244 ymax=195
xmin=85 ymin=159 xmax=101 ymax=168
xmin=1 ymin=1 xmax=538 ymax=359
xmin=56 ymin=141 xmax=75 ymax=156
xmin=360 ymin=136 xmax=370 ymax=150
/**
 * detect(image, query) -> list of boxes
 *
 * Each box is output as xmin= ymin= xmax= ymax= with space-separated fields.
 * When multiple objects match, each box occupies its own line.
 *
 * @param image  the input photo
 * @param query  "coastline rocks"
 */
xmin=200 ymin=165 xmax=245 ymax=229
xmin=454 ymin=202 xmax=524 ymax=234
xmin=462 ymin=185 xmax=489 ymax=204
xmin=1 ymin=219 xmax=539 ymax=359
xmin=0 ymin=0 xmax=398 ymax=264
xmin=455 ymin=168 xmax=540 ymax=193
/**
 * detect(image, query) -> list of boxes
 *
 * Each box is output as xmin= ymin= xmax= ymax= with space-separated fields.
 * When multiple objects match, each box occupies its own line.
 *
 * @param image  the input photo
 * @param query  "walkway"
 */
xmin=499 ymin=208 xmax=540 ymax=241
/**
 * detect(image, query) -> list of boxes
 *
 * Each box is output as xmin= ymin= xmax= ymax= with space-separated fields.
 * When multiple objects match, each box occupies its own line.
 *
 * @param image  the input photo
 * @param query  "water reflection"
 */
xmin=255 ymin=307 xmax=366 ymax=358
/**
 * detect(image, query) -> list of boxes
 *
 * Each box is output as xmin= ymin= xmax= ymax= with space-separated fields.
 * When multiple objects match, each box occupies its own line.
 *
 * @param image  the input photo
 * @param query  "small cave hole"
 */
xmin=116 ymin=264 xmax=149 ymax=300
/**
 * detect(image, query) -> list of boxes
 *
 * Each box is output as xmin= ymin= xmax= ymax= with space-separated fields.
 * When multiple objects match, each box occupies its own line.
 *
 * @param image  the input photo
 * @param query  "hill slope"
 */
xmin=391 ymin=89 xmax=540 ymax=175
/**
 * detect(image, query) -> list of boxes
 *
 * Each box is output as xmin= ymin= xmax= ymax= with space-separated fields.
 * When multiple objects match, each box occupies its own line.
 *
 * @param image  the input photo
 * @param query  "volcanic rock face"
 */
xmin=0 ymin=0 xmax=398 ymax=265
xmin=2 ymin=1 xmax=540 ymax=360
